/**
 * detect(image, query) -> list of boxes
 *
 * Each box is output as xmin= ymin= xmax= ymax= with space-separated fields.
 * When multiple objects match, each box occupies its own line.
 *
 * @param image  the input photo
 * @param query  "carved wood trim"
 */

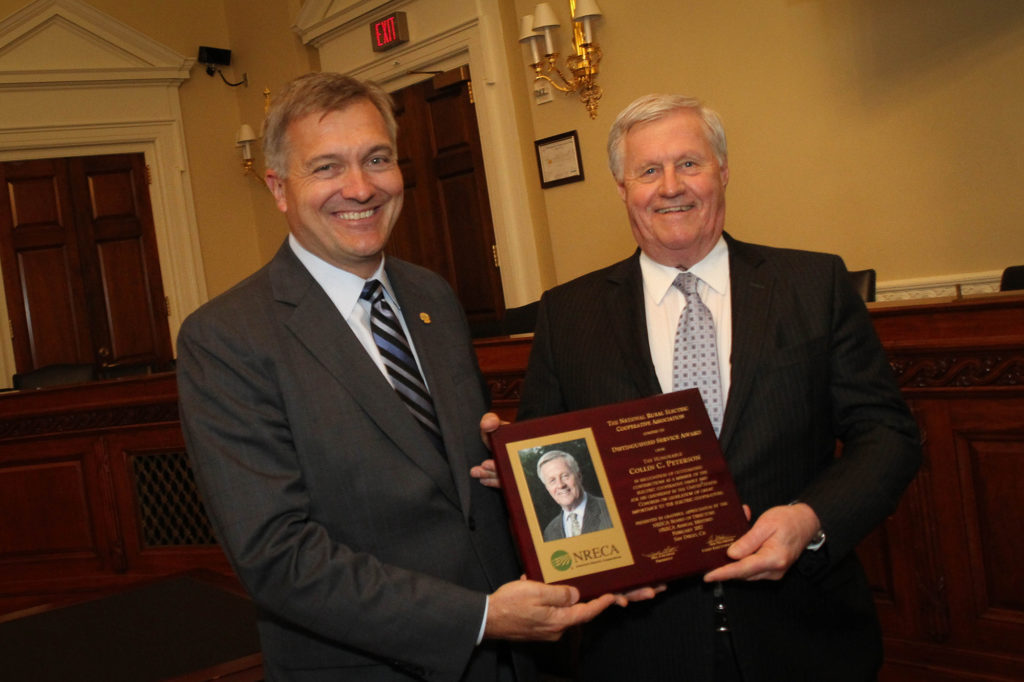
xmin=0 ymin=403 xmax=179 ymax=440
xmin=888 ymin=351 xmax=1024 ymax=389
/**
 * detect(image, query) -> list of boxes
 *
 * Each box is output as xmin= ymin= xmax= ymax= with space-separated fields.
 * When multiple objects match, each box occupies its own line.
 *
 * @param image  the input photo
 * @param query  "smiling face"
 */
xmin=617 ymin=108 xmax=729 ymax=269
xmin=539 ymin=456 xmax=583 ymax=512
xmin=265 ymin=98 xmax=403 ymax=277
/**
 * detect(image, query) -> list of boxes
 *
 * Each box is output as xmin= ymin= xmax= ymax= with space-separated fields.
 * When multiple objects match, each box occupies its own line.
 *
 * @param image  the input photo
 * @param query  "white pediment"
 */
xmin=0 ymin=0 xmax=192 ymax=86
xmin=293 ymin=0 xmax=398 ymax=45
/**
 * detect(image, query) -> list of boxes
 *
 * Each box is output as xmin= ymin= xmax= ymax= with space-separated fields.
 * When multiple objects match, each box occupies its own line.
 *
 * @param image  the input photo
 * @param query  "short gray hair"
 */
xmin=262 ymin=72 xmax=397 ymax=178
xmin=536 ymin=450 xmax=581 ymax=480
xmin=607 ymin=93 xmax=727 ymax=183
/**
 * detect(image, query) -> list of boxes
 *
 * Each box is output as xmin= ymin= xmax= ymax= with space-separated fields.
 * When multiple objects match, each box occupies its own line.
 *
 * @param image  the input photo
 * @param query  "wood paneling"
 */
xmin=0 ymin=293 xmax=1020 ymax=681
xmin=0 ymin=374 xmax=229 ymax=614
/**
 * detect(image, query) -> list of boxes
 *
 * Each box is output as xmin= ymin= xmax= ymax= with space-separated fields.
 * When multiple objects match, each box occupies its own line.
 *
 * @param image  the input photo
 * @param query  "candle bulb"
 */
xmin=581 ymin=16 xmax=593 ymax=44
xmin=542 ymin=27 xmax=555 ymax=56
xmin=519 ymin=14 xmax=542 ymax=64
xmin=531 ymin=3 xmax=560 ymax=56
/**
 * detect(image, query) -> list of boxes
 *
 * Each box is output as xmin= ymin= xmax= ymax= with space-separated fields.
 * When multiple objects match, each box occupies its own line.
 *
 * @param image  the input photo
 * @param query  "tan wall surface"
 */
xmin=4 ymin=0 xmax=1020 ymax=300
xmin=512 ymin=0 xmax=1024 ymax=285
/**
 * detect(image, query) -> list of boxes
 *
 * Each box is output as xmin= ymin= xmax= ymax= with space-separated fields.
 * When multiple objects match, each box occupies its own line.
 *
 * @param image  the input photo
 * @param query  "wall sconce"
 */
xmin=236 ymin=123 xmax=261 ymax=181
xmin=234 ymin=89 xmax=271 ymax=184
xmin=519 ymin=0 xmax=603 ymax=118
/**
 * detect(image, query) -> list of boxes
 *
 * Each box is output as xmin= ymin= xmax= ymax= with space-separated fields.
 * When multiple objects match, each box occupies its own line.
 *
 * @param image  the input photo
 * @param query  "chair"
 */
xmin=501 ymin=301 xmax=540 ymax=335
xmin=847 ymin=268 xmax=877 ymax=302
xmin=1000 ymin=265 xmax=1024 ymax=291
xmin=12 ymin=363 xmax=97 ymax=390
xmin=468 ymin=302 xmax=540 ymax=338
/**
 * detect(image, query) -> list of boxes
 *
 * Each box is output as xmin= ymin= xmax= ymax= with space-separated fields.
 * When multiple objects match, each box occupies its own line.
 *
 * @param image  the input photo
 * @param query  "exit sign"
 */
xmin=370 ymin=12 xmax=409 ymax=52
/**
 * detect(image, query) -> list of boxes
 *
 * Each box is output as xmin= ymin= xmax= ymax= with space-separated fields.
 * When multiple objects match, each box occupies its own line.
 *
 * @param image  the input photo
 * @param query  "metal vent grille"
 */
xmin=132 ymin=451 xmax=218 ymax=546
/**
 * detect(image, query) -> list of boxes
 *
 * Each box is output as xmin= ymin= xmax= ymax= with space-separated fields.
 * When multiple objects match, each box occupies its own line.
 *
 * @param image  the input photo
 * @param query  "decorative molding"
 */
xmin=889 ymin=351 xmax=1024 ymax=389
xmin=0 ymin=0 xmax=193 ymax=87
xmin=486 ymin=374 xmax=524 ymax=405
xmin=0 ymin=403 xmax=180 ymax=440
xmin=878 ymin=271 xmax=1002 ymax=302
xmin=293 ymin=0 xmax=402 ymax=47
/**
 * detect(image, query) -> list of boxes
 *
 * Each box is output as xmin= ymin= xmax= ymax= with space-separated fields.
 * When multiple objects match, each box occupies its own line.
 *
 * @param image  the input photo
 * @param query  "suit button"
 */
xmin=467 ymin=516 xmax=477 ymax=531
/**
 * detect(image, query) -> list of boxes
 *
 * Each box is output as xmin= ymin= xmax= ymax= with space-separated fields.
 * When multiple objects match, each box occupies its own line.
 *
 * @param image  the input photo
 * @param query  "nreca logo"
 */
xmin=550 ymin=550 xmax=573 ymax=572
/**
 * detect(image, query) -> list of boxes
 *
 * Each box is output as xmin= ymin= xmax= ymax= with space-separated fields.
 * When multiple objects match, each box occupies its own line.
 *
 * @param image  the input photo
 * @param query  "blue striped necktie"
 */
xmin=672 ymin=271 xmax=724 ymax=436
xmin=360 ymin=280 xmax=445 ymax=454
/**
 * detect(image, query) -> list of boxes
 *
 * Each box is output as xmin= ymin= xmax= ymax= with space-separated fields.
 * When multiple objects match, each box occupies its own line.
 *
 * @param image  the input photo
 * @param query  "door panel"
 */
xmin=389 ymin=68 xmax=505 ymax=332
xmin=0 ymin=153 xmax=172 ymax=376
xmin=69 ymin=154 xmax=171 ymax=369
xmin=0 ymin=158 xmax=92 ymax=368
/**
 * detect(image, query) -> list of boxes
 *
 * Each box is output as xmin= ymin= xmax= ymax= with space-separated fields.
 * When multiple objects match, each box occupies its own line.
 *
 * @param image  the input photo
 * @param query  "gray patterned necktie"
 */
xmin=568 ymin=512 xmax=581 ymax=537
xmin=360 ymin=279 xmax=445 ymax=454
xmin=672 ymin=271 xmax=724 ymax=436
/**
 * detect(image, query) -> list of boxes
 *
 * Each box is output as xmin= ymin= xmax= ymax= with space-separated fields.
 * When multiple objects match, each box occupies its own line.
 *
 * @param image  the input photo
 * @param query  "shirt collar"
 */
xmin=287 ymin=234 xmax=395 ymax=319
xmin=639 ymin=235 xmax=729 ymax=302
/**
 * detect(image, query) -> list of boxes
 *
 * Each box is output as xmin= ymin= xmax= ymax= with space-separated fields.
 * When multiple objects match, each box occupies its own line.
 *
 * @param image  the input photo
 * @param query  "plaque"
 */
xmin=490 ymin=389 xmax=749 ymax=598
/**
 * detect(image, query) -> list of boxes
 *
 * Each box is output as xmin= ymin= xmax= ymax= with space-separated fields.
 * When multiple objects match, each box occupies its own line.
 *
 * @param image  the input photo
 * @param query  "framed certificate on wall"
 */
xmin=534 ymin=130 xmax=584 ymax=188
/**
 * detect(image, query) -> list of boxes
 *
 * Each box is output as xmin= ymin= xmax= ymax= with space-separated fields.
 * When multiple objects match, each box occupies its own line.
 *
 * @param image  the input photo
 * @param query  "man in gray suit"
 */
xmin=177 ymin=73 xmax=626 ymax=682
xmin=492 ymin=94 xmax=921 ymax=681
xmin=535 ymin=450 xmax=611 ymax=541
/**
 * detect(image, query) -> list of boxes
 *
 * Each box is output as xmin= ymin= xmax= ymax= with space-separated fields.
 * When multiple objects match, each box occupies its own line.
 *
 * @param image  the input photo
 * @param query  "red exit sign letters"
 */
xmin=371 ymin=12 xmax=409 ymax=52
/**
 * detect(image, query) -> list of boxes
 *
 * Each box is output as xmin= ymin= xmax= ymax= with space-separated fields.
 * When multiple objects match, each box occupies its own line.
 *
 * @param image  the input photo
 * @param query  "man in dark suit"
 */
xmin=509 ymin=94 xmax=922 ymax=681
xmin=536 ymin=450 xmax=612 ymax=541
xmin=176 ymin=73 xmax=626 ymax=682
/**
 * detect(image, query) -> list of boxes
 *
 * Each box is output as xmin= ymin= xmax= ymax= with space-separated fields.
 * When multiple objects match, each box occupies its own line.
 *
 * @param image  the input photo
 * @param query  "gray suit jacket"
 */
xmin=518 ymin=234 xmax=920 ymax=682
xmin=541 ymin=494 xmax=611 ymax=541
xmin=178 ymin=244 xmax=528 ymax=682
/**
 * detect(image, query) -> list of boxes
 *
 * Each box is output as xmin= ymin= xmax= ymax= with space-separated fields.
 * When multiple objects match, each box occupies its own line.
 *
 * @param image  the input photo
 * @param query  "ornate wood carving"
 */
xmin=0 ymin=403 xmax=179 ymax=440
xmin=889 ymin=351 xmax=1024 ymax=389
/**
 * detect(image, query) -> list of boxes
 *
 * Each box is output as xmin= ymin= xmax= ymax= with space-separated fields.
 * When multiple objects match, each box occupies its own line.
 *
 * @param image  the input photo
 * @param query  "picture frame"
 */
xmin=534 ymin=130 xmax=584 ymax=189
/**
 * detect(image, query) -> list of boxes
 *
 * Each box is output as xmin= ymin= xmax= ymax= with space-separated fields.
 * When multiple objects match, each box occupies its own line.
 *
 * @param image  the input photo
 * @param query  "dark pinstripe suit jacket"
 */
xmin=178 ymin=243 xmax=529 ymax=682
xmin=518 ymin=233 xmax=920 ymax=682
xmin=541 ymin=494 xmax=611 ymax=541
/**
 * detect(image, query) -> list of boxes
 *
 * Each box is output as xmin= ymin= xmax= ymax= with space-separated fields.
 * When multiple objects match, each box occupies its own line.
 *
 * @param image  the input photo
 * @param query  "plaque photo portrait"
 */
xmin=518 ymin=439 xmax=614 ymax=543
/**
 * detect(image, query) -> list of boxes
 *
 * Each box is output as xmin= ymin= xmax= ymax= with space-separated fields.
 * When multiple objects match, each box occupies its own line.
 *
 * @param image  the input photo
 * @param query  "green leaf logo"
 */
xmin=550 ymin=550 xmax=572 ymax=572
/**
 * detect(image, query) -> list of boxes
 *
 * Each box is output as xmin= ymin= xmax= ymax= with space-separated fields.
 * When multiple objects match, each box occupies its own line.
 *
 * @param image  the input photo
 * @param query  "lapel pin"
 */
xmin=419 ymin=312 xmax=431 ymax=324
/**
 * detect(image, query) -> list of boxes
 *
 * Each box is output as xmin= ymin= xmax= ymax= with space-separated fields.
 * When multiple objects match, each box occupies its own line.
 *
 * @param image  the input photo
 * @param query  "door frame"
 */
xmin=0 ymin=127 xmax=206 ymax=388
xmin=297 ymin=0 xmax=555 ymax=309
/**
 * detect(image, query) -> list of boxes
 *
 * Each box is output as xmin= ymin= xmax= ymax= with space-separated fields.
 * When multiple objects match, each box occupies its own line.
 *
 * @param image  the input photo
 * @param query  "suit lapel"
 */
xmin=386 ymin=261 xmax=474 ymax=517
xmin=269 ymin=248 xmax=460 ymax=507
xmin=720 ymin=235 xmax=773 ymax=453
xmin=605 ymin=252 xmax=662 ymax=398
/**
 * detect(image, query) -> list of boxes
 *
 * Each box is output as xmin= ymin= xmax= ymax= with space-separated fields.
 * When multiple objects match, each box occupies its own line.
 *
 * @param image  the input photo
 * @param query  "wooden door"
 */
xmin=388 ymin=67 xmax=506 ymax=333
xmin=0 ymin=153 xmax=172 ymax=375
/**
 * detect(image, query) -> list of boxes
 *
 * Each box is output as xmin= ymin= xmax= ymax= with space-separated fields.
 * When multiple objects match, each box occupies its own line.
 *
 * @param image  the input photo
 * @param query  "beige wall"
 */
xmin=222 ymin=0 xmax=319 ymax=272
xmin=512 ymin=0 xmax=1024 ymax=285
xmin=3 ymin=0 xmax=1020 ymax=301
